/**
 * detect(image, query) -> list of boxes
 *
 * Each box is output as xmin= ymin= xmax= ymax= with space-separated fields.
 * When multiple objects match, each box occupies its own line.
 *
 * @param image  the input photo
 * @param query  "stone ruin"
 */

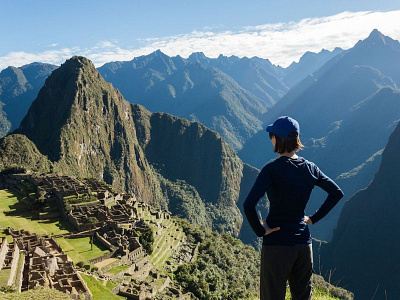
xmin=0 ymin=172 xmax=196 ymax=299
xmin=1 ymin=228 xmax=92 ymax=299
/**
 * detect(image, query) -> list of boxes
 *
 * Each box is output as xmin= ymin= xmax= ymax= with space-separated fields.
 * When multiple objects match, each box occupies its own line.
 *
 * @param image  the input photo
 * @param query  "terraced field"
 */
xmin=0 ymin=189 xmax=72 ymax=237
xmin=54 ymin=236 xmax=110 ymax=263
xmin=145 ymin=214 xmax=185 ymax=269
xmin=80 ymin=273 xmax=123 ymax=299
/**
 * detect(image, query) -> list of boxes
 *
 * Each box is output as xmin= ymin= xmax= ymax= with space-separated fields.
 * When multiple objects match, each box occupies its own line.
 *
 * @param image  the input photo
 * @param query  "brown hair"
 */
xmin=269 ymin=131 xmax=304 ymax=154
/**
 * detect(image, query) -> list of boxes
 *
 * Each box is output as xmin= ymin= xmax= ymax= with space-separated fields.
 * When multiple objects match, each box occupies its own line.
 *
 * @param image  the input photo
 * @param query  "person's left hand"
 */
xmin=262 ymin=219 xmax=280 ymax=235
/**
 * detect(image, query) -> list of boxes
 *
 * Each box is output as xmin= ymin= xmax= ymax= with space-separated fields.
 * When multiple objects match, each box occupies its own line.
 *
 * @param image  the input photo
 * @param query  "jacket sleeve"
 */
xmin=243 ymin=167 xmax=271 ymax=237
xmin=310 ymin=165 xmax=344 ymax=224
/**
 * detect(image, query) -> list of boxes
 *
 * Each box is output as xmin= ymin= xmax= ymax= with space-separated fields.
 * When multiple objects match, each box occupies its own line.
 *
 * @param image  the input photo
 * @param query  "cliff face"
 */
xmin=131 ymin=104 xmax=244 ymax=234
xmin=5 ymin=56 xmax=251 ymax=237
xmin=320 ymin=121 xmax=400 ymax=300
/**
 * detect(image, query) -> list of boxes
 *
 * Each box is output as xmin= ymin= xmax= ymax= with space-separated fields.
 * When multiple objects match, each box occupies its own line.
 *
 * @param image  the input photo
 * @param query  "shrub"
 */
xmin=139 ymin=224 xmax=154 ymax=254
xmin=76 ymin=261 xmax=84 ymax=268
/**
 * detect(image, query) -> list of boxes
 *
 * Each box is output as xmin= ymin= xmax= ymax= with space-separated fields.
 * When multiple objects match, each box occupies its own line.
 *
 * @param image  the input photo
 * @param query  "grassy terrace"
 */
xmin=107 ymin=264 xmax=130 ymax=275
xmin=141 ymin=210 xmax=185 ymax=269
xmin=80 ymin=273 xmax=123 ymax=299
xmin=0 ymin=189 xmax=72 ymax=238
xmin=54 ymin=236 xmax=110 ymax=263
xmin=0 ymin=267 xmax=11 ymax=286
xmin=0 ymin=189 xmax=108 ymax=265
xmin=3 ymin=288 xmax=71 ymax=300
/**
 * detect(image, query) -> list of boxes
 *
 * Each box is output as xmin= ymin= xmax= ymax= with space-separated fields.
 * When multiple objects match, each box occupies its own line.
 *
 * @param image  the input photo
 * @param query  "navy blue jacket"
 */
xmin=243 ymin=156 xmax=344 ymax=245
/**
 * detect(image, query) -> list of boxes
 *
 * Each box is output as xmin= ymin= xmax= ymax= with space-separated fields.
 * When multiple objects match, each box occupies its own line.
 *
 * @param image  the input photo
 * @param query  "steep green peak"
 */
xmin=16 ymin=56 xmax=122 ymax=161
xmin=61 ymin=56 xmax=97 ymax=77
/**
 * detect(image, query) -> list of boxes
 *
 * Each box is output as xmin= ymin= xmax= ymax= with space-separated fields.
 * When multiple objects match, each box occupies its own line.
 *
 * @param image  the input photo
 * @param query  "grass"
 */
xmin=0 ymin=189 xmax=72 ymax=238
xmin=285 ymin=287 xmax=340 ymax=300
xmin=0 ymin=267 xmax=11 ymax=286
xmin=80 ymin=273 xmax=123 ymax=299
xmin=54 ymin=237 xmax=110 ymax=263
xmin=106 ymin=280 xmax=117 ymax=290
xmin=107 ymin=264 xmax=130 ymax=275
xmin=147 ymin=215 xmax=184 ymax=269
xmin=2 ymin=287 xmax=71 ymax=300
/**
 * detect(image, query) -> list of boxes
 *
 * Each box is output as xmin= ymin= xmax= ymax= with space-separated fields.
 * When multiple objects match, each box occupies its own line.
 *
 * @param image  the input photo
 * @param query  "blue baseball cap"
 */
xmin=266 ymin=116 xmax=300 ymax=140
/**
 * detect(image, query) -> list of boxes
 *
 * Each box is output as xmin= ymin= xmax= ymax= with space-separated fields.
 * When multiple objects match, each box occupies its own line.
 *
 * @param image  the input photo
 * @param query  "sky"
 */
xmin=1 ymin=0 xmax=400 ymax=71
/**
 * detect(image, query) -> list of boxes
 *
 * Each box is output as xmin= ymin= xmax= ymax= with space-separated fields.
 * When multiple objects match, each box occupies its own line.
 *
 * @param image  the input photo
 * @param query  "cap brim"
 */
xmin=266 ymin=124 xmax=273 ymax=132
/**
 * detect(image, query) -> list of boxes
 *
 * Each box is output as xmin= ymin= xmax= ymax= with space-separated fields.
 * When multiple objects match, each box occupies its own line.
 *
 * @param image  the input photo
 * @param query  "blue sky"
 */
xmin=1 ymin=0 xmax=400 ymax=70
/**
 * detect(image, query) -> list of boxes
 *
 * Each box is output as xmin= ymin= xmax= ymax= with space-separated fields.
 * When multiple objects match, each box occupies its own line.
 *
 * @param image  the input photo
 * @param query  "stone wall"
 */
xmin=15 ymin=253 xmax=25 ymax=292
xmin=94 ymin=232 xmax=114 ymax=251
xmin=7 ymin=243 xmax=20 ymax=286
xmin=76 ymin=272 xmax=93 ymax=300
xmin=0 ymin=238 xmax=8 ymax=270
xmin=87 ymin=251 xmax=115 ymax=265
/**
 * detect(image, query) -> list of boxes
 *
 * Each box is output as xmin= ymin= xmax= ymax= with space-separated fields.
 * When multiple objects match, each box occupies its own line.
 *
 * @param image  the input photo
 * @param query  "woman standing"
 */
xmin=243 ymin=116 xmax=344 ymax=300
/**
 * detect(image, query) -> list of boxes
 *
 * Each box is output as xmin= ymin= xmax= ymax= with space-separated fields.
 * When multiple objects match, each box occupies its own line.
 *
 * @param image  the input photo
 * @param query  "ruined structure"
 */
xmin=1 ymin=228 xmax=92 ymax=299
xmin=0 ymin=173 xmax=194 ymax=299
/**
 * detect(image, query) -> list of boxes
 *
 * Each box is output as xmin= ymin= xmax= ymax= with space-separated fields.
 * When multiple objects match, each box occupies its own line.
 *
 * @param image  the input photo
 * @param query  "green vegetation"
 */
xmin=2 ymin=287 xmax=70 ymax=300
xmin=54 ymin=237 xmax=109 ymax=263
xmin=80 ymin=273 xmax=123 ymax=299
xmin=106 ymin=280 xmax=117 ymax=290
xmin=174 ymin=218 xmax=353 ymax=300
xmin=0 ymin=267 xmax=11 ymax=286
xmin=284 ymin=274 xmax=353 ymax=300
xmin=0 ymin=134 xmax=52 ymax=173
xmin=174 ymin=218 xmax=259 ymax=300
xmin=138 ymin=222 xmax=154 ymax=254
xmin=144 ymin=213 xmax=184 ymax=269
xmin=286 ymin=287 xmax=340 ymax=300
xmin=107 ymin=264 xmax=130 ymax=275
xmin=0 ymin=189 xmax=71 ymax=239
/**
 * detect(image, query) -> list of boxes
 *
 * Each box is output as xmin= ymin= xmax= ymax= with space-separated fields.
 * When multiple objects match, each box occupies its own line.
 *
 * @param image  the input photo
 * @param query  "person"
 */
xmin=243 ymin=116 xmax=344 ymax=300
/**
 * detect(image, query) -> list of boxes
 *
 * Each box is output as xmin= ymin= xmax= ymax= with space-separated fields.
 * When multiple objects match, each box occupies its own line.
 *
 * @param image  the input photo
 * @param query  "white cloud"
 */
xmin=1 ymin=10 xmax=400 ymax=71
xmin=48 ymin=43 xmax=58 ymax=47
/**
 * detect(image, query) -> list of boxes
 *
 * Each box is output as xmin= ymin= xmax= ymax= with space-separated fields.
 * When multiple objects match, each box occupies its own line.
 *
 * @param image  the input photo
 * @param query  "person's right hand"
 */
xmin=304 ymin=216 xmax=313 ymax=225
xmin=262 ymin=219 xmax=280 ymax=235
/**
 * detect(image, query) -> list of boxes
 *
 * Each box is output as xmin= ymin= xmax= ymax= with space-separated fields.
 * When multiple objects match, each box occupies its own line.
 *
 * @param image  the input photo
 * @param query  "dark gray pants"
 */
xmin=260 ymin=244 xmax=313 ymax=300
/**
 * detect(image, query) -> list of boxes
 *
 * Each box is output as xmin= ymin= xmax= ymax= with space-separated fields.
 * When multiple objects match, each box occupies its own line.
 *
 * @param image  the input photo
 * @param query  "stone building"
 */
xmin=7 ymin=228 xmax=92 ymax=300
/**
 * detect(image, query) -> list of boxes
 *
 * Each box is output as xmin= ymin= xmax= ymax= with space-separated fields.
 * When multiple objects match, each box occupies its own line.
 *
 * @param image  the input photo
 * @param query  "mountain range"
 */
xmin=0 ymin=56 xmax=269 ymax=243
xmin=239 ymin=29 xmax=400 ymax=241
xmin=0 ymin=47 xmax=341 ymax=154
xmin=0 ymin=62 xmax=57 ymax=136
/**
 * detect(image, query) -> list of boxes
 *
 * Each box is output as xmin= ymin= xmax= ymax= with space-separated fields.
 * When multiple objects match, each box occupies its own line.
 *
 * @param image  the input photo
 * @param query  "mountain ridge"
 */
xmin=5 ymin=56 xmax=262 ymax=238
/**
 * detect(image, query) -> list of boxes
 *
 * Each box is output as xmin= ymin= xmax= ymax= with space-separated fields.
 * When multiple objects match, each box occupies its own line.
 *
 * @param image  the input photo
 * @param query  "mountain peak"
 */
xmin=188 ymin=52 xmax=208 ymax=64
xmin=190 ymin=52 xmax=206 ymax=58
xmin=0 ymin=66 xmax=28 ymax=89
xmin=63 ymin=56 xmax=94 ymax=70
xmin=366 ymin=29 xmax=386 ymax=44
xmin=149 ymin=49 xmax=168 ymax=57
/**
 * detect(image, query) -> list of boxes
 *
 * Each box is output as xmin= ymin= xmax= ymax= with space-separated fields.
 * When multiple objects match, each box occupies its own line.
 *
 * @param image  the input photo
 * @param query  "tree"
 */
xmin=139 ymin=224 xmax=154 ymax=254
xmin=83 ymin=217 xmax=98 ymax=250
